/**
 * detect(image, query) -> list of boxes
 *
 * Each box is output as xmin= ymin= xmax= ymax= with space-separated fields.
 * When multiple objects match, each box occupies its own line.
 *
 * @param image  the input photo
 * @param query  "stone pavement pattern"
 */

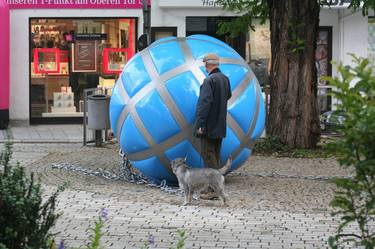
xmin=0 ymin=126 xmax=364 ymax=249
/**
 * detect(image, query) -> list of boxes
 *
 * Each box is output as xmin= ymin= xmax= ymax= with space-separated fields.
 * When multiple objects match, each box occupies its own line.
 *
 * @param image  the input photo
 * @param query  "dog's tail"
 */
xmin=218 ymin=155 xmax=232 ymax=175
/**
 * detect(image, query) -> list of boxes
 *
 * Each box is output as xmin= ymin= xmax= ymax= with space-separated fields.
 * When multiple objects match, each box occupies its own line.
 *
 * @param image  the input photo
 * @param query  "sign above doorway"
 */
xmin=6 ymin=0 xmax=145 ymax=9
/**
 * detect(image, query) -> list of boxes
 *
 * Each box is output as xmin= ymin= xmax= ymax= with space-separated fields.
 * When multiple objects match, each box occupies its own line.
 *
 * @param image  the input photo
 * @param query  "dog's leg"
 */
xmin=187 ymin=189 xmax=193 ymax=204
xmin=213 ymin=184 xmax=228 ymax=207
xmin=183 ymin=185 xmax=190 ymax=206
xmin=221 ymin=191 xmax=228 ymax=206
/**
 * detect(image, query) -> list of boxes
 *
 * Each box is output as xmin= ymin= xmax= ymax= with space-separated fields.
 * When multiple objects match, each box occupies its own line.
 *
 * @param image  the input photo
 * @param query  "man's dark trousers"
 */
xmin=200 ymin=137 xmax=222 ymax=169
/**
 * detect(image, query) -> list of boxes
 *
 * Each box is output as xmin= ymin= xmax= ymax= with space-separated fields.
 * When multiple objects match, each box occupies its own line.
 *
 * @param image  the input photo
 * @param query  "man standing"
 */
xmin=195 ymin=53 xmax=232 ymax=170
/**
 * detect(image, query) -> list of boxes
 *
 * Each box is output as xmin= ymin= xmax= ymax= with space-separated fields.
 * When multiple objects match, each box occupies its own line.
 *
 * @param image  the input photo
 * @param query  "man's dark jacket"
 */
xmin=195 ymin=68 xmax=232 ymax=139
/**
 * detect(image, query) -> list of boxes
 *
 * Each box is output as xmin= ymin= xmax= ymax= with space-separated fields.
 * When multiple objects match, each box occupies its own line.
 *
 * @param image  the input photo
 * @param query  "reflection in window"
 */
xmin=29 ymin=18 xmax=136 ymax=120
xmin=247 ymin=20 xmax=271 ymax=87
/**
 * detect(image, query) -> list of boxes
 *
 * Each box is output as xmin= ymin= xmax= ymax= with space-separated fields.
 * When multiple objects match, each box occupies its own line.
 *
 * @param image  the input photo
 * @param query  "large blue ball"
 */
xmin=110 ymin=35 xmax=265 ymax=183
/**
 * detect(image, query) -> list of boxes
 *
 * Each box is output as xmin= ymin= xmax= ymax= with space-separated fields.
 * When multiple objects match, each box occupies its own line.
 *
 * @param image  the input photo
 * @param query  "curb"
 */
xmin=0 ymin=140 xmax=83 ymax=144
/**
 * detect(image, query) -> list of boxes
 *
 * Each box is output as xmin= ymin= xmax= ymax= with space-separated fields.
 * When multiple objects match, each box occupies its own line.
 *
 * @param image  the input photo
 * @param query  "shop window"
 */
xmin=247 ymin=19 xmax=271 ymax=88
xmin=151 ymin=27 xmax=177 ymax=42
xmin=29 ymin=18 xmax=136 ymax=122
xmin=316 ymin=27 xmax=332 ymax=113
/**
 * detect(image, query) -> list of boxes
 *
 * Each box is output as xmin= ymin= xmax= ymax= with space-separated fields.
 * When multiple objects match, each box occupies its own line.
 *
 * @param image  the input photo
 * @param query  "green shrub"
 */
xmin=324 ymin=55 xmax=375 ymax=249
xmin=253 ymin=135 xmax=330 ymax=158
xmin=253 ymin=136 xmax=288 ymax=154
xmin=0 ymin=135 xmax=64 ymax=249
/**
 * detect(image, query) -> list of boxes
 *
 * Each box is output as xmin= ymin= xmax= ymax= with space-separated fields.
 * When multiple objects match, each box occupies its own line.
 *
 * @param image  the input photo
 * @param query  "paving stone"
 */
xmin=0 ymin=126 xmax=371 ymax=249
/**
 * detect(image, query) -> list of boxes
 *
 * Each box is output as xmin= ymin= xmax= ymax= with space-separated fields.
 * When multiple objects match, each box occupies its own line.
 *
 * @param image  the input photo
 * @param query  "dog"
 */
xmin=170 ymin=156 xmax=232 ymax=206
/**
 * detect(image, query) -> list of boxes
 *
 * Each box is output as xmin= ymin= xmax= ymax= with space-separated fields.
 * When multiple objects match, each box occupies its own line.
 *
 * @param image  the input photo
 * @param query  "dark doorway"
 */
xmin=186 ymin=17 xmax=246 ymax=59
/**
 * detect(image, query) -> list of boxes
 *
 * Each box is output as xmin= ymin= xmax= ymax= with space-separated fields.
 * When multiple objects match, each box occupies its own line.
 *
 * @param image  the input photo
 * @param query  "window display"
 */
xmin=103 ymin=48 xmax=127 ymax=74
xmin=316 ymin=27 xmax=332 ymax=112
xmin=30 ymin=18 xmax=136 ymax=122
xmin=72 ymin=40 xmax=98 ymax=72
xmin=33 ymin=48 xmax=60 ymax=74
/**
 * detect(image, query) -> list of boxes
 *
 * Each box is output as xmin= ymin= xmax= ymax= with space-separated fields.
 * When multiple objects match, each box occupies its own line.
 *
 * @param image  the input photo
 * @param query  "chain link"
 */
xmin=49 ymin=149 xmax=186 ymax=197
xmin=230 ymin=171 xmax=354 ymax=181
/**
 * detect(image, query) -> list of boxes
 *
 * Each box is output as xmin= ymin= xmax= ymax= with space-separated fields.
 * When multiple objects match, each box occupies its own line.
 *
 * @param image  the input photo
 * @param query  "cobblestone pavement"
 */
xmin=2 ymin=139 xmax=363 ymax=249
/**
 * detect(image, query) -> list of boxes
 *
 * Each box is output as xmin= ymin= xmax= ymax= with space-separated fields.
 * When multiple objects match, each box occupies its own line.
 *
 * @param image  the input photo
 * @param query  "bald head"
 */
xmin=203 ymin=53 xmax=220 ymax=65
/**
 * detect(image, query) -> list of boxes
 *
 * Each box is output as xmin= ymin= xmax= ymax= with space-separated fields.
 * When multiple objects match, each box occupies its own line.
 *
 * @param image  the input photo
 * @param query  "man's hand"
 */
xmin=195 ymin=127 xmax=206 ymax=138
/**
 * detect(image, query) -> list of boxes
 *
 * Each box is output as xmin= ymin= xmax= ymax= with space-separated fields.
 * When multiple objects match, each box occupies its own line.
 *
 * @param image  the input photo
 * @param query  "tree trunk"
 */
xmin=267 ymin=0 xmax=321 ymax=148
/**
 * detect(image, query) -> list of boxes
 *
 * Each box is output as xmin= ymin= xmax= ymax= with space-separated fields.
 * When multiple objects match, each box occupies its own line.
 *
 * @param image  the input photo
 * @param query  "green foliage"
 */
xmin=347 ymin=0 xmax=375 ymax=16
xmin=215 ymin=0 xmax=269 ymax=36
xmin=253 ymin=136 xmax=288 ymax=154
xmin=173 ymin=229 xmax=187 ymax=249
xmin=253 ymin=135 xmax=330 ymax=158
xmin=0 ymin=131 xmax=12 ymax=175
xmin=0 ymin=136 xmax=64 ymax=249
xmin=323 ymin=55 xmax=375 ymax=249
xmin=84 ymin=208 xmax=108 ymax=249
xmin=216 ymin=0 xmax=375 ymax=38
xmin=140 ymin=229 xmax=187 ymax=249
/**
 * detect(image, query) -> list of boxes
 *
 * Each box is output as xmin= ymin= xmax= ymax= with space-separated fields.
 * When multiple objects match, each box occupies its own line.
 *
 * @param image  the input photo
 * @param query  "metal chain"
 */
xmin=230 ymin=171 xmax=354 ymax=181
xmin=49 ymin=149 xmax=353 ymax=199
xmin=49 ymin=149 xmax=186 ymax=197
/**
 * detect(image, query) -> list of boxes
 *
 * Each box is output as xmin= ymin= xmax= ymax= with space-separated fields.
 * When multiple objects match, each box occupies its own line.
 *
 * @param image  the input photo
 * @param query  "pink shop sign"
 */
xmin=6 ymin=0 xmax=147 ymax=9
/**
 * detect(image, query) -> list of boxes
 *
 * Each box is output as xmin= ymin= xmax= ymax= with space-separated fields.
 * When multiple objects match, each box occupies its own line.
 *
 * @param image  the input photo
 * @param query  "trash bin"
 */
xmin=88 ymin=94 xmax=110 ymax=146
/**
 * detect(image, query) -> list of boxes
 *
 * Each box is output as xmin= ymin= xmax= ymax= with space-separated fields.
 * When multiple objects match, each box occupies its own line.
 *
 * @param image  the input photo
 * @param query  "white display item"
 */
xmin=54 ymin=100 xmax=64 ymax=108
xmin=53 ymin=99 xmax=74 ymax=108
xmin=62 ymin=92 xmax=74 ymax=101
xmin=53 ymin=92 xmax=63 ymax=103
xmin=51 ymin=106 xmax=77 ymax=113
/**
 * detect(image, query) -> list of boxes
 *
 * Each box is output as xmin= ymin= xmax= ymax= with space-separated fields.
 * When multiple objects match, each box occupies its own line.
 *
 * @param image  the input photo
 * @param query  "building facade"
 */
xmin=8 ymin=5 xmax=143 ymax=125
xmin=0 ymin=0 xmax=374 ymax=125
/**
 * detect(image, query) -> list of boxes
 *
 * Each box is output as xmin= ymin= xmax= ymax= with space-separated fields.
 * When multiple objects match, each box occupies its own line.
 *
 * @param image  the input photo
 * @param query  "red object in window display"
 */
xmin=103 ymin=48 xmax=128 ymax=74
xmin=103 ymin=19 xmax=135 ymax=74
xmin=33 ymin=48 xmax=60 ymax=74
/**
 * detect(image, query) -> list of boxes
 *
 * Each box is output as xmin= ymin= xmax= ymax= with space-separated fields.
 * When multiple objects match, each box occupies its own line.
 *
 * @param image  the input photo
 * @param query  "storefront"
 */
xmin=1 ymin=0 xmax=374 ymax=125
xmin=1 ymin=2 xmax=143 ymax=125
xmin=29 ymin=17 xmax=136 ymax=123
xmin=152 ymin=0 xmax=374 ymax=112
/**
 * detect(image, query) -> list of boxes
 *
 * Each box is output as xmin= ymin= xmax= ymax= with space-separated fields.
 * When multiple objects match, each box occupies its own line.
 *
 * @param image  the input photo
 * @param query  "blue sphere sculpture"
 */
xmin=110 ymin=35 xmax=266 ymax=183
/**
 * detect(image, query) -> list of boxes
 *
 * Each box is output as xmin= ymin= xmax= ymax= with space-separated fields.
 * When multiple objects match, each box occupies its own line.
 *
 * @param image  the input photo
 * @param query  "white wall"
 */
xmin=339 ymin=9 xmax=368 ymax=67
xmin=10 ymin=9 xmax=142 ymax=122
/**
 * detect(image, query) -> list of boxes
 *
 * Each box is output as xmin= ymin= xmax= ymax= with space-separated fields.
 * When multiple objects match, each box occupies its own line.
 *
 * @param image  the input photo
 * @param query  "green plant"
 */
xmin=323 ymin=55 xmax=375 ymax=249
xmin=253 ymin=136 xmax=288 ymax=154
xmin=84 ymin=208 xmax=108 ymax=249
xmin=0 ymin=133 xmax=64 ymax=249
xmin=140 ymin=229 xmax=187 ymax=249
xmin=170 ymin=229 xmax=187 ymax=249
xmin=253 ymin=135 xmax=330 ymax=158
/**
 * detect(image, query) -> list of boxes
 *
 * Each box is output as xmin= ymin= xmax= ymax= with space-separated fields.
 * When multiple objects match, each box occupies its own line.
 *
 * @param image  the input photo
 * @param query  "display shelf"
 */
xmin=42 ymin=112 xmax=83 ymax=117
